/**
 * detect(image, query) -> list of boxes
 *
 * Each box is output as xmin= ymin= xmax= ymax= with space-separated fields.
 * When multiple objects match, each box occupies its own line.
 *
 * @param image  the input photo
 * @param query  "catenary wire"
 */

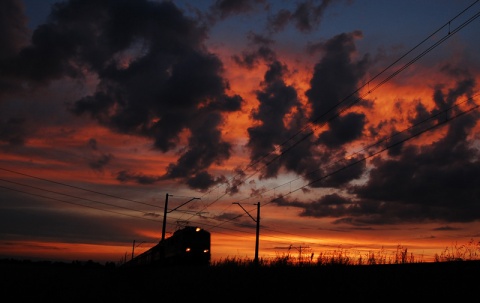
xmin=1 ymin=1 xmax=479 ymax=257
xmin=0 ymin=167 xmax=161 ymax=208
xmin=203 ymin=1 xmax=480 ymax=197
xmin=181 ymin=4 xmax=480 ymax=226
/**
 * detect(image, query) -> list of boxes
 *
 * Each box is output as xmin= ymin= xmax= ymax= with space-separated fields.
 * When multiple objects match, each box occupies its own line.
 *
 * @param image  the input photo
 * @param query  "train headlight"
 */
xmin=203 ymin=249 xmax=209 ymax=253
xmin=185 ymin=247 xmax=191 ymax=252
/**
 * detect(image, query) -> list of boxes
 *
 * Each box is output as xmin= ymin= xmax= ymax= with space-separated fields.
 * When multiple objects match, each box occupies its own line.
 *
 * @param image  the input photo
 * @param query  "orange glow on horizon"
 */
xmin=0 ymin=226 xmax=477 ymax=264
xmin=0 ymin=240 xmax=130 ymax=263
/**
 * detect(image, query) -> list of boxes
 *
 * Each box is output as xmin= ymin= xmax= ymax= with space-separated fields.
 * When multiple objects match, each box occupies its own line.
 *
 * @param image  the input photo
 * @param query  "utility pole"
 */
xmin=233 ymin=202 xmax=260 ymax=265
xmin=131 ymin=240 xmax=146 ymax=260
xmin=255 ymin=202 xmax=260 ymax=265
xmin=161 ymin=193 xmax=200 ymax=242
xmin=161 ymin=193 xmax=171 ymax=242
xmin=131 ymin=239 xmax=135 ymax=260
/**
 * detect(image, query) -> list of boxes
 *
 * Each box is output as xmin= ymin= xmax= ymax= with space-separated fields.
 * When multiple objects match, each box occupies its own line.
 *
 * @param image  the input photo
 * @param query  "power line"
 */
xmin=2 ymin=2 xmax=478 ymax=260
xmin=254 ymin=6 xmax=480 ymax=182
xmin=0 ymin=177 xmax=155 ymax=216
xmin=203 ymin=93 xmax=479 ymax=242
xmin=231 ymin=93 xmax=480 ymax=205
xmin=173 ymin=2 xmax=480 ymax=252
xmin=269 ymin=97 xmax=480 ymax=205
xmin=278 ymin=1 xmax=480 ymax=159
xmin=186 ymin=2 xmax=480 ymax=222
xmin=0 ymin=171 xmax=267 ymax=240
xmin=0 ymin=184 xmax=159 ymax=222
xmin=0 ymin=167 xmax=161 ymax=209
xmin=7 ymin=160 xmax=461 ymax=256
xmin=193 ymin=1 xmax=480 ymax=213
xmin=0 ymin=174 xmax=212 ymax=221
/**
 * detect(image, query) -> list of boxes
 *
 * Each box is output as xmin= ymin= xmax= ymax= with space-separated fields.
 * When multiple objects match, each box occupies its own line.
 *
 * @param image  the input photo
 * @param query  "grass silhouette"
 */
xmin=2 ymin=239 xmax=479 ymax=301
xmin=211 ymin=238 xmax=480 ymax=267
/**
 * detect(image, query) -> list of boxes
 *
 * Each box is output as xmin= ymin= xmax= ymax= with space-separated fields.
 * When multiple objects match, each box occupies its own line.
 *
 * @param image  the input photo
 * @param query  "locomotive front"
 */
xmin=164 ymin=226 xmax=211 ymax=265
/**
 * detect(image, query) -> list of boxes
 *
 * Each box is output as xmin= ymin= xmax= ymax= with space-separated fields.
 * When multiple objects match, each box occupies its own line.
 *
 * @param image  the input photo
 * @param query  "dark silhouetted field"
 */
xmin=1 ymin=259 xmax=478 ymax=302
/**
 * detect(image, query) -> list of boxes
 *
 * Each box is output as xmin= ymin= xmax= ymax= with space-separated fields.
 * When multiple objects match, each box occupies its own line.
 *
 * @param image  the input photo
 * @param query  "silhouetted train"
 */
xmin=125 ymin=226 xmax=211 ymax=267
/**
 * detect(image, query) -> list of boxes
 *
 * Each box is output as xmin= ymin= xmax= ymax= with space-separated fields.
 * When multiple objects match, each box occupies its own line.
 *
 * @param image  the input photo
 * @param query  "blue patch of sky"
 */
xmin=22 ymin=0 xmax=59 ymax=29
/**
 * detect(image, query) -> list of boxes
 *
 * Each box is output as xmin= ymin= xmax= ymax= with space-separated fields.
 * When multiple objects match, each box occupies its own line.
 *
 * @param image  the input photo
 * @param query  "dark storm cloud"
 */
xmin=432 ymin=73 xmax=475 ymax=111
xmin=232 ymin=32 xmax=276 ymax=69
xmin=278 ymin=31 xmax=370 ymax=186
xmin=87 ymin=138 xmax=98 ymax=151
xmin=85 ymin=138 xmax=114 ymax=172
xmin=300 ymin=193 xmax=358 ymax=217
xmin=306 ymin=31 xmax=370 ymax=124
xmin=186 ymin=171 xmax=226 ymax=192
xmin=235 ymin=31 xmax=366 ymax=186
xmin=0 ymin=0 xmax=95 ymax=85
xmin=270 ymin=68 xmax=480 ymax=226
xmin=116 ymin=170 xmax=161 ymax=185
xmin=249 ymin=182 xmax=268 ymax=198
xmin=405 ymin=66 xmax=475 ymax=138
xmin=210 ymin=0 xmax=267 ymax=20
xmin=348 ymin=75 xmax=480 ymax=224
xmin=164 ymin=110 xmax=232 ymax=190
xmin=233 ymin=35 xmax=307 ymax=179
xmin=206 ymin=94 xmax=244 ymax=112
xmin=247 ymin=64 xmax=352 ymax=186
xmin=305 ymin=31 xmax=370 ymax=154
xmin=233 ymin=44 xmax=276 ymax=69
xmin=0 ymin=0 xmax=29 ymax=60
xmin=271 ymin=195 xmax=311 ymax=208
xmin=246 ymin=59 xmax=304 ymax=178
xmin=390 ymin=72 xmax=477 ymax=156
xmin=88 ymin=153 xmax=114 ymax=172
xmin=311 ymin=153 xmax=366 ymax=188
xmin=0 ymin=117 xmax=28 ymax=145
xmin=225 ymin=167 xmax=246 ymax=195
xmin=213 ymin=210 xmax=253 ymax=228
xmin=267 ymin=0 xmax=336 ymax=33
xmin=0 ymin=0 xmax=30 ymax=94
xmin=317 ymin=112 xmax=365 ymax=148
xmin=1 ymin=0 xmax=243 ymax=190
xmin=434 ymin=225 xmax=459 ymax=231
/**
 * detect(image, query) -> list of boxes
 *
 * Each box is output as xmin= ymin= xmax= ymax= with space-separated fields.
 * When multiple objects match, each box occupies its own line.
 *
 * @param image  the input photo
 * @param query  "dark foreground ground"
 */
xmin=1 ymin=259 xmax=479 ymax=302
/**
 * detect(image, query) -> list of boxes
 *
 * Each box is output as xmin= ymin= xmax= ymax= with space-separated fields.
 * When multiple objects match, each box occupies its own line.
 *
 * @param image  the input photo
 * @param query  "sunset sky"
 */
xmin=1 ymin=0 xmax=479 ymax=264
